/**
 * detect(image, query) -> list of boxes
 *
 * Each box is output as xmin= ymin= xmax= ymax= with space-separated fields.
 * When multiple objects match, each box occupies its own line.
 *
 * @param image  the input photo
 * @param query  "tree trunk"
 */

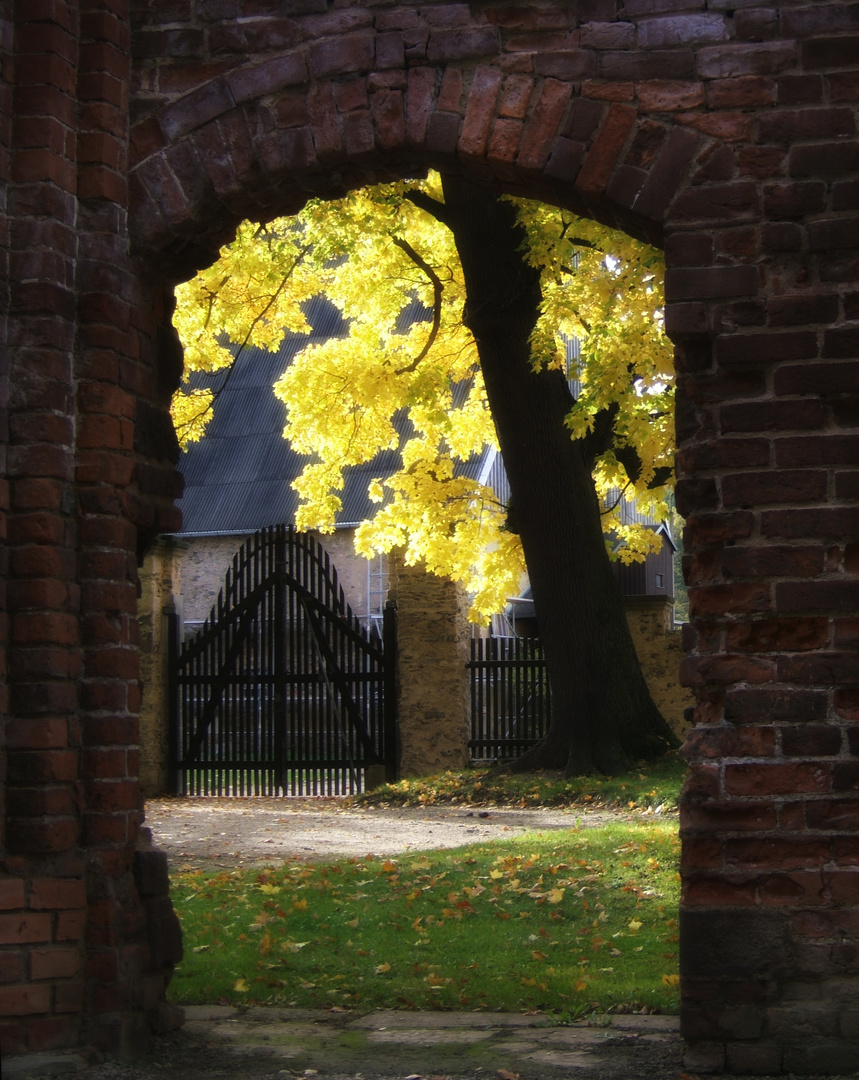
xmin=439 ymin=174 xmax=678 ymax=775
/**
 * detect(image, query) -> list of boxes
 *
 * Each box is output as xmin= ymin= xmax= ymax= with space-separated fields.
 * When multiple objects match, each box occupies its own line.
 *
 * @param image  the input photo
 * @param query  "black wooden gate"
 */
xmin=168 ymin=526 xmax=397 ymax=796
xmin=468 ymin=637 xmax=551 ymax=763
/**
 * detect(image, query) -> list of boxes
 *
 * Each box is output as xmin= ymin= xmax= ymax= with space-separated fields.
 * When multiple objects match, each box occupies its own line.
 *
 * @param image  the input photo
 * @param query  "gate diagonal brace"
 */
xmin=298 ymin=593 xmax=382 ymax=764
xmin=178 ymin=604 xmax=258 ymax=768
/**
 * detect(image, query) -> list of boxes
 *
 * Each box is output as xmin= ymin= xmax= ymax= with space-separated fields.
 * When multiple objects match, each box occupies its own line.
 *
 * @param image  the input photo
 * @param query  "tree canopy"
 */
xmin=172 ymin=173 xmax=674 ymax=623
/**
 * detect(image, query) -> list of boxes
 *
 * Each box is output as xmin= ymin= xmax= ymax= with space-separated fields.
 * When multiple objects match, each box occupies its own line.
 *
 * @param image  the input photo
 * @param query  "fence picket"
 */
xmin=467 ymin=636 xmax=552 ymax=762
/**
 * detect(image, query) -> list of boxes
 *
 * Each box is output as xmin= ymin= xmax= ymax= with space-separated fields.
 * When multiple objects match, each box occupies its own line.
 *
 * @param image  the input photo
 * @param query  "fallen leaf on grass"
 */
xmin=374 ymin=961 xmax=391 ymax=974
xmin=233 ymin=978 xmax=249 ymax=992
xmin=497 ymin=1069 xmax=520 ymax=1079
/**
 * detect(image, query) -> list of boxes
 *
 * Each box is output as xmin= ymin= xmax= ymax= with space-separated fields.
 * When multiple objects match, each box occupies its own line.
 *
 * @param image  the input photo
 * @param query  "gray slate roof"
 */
xmin=175 ymin=296 xmax=496 ymax=536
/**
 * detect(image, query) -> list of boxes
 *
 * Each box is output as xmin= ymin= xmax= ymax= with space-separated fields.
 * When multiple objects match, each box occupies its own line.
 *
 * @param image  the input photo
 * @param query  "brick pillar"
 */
xmin=75 ymin=0 xmax=184 ymax=1054
xmin=2 ymin=0 xmax=87 ymax=1055
xmin=0 ymin=0 xmax=14 ymax=862
xmin=389 ymin=552 xmax=471 ymax=776
xmin=671 ymin=226 xmax=859 ymax=1074
xmin=1 ymin=0 xmax=184 ymax=1058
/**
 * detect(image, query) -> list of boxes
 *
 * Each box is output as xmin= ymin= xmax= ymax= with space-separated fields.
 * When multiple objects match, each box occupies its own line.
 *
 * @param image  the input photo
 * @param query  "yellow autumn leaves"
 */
xmin=172 ymin=174 xmax=674 ymax=621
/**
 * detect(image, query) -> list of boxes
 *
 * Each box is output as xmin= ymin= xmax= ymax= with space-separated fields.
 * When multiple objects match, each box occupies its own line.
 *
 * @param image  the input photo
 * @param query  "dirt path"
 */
xmin=143 ymin=797 xmax=620 ymax=870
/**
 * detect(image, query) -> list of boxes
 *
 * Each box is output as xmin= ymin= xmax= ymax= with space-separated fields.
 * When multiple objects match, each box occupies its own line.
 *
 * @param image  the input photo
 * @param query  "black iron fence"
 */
xmin=467 ymin=637 xmax=551 ymax=763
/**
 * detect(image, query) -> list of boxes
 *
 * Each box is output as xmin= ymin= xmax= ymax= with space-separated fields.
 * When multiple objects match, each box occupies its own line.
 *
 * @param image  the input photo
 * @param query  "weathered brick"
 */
xmin=576 ymin=102 xmax=636 ymax=196
xmin=684 ymin=800 xmax=778 ymax=833
xmin=697 ymin=42 xmax=797 ymax=80
xmin=726 ymin=618 xmax=829 ymax=654
xmin=498 ymin=74 xmax=533 ymax=119
xmin=829 ymin=71 xmax=859 ymax=103
xmin=309 ymin=33 xmax=374 ymax=79
xmin=0 ymin=880 xmax=26 ymax=911
xmin=682 ymin=725 xmax=777 ymax=760
xmin=716 ymin=331 xmax=818 ymax=367
xmin=777 ymin=582 xmax=859 ymax=616
xmin=779 ymin=651 xmax=859 ymax=685
xmin=681 ymin=653 xmax=775 ymax=688
xmin=790 ymin=141 xmax=859 ymax=178
xmin=0 ymin=914 xmax=52 ymax=945
xmin=371 ymin=89 xmax=405 ymax=151
xmin=782 ymin=725 xmax=844 ymax=758
xmin=427 ymin=27 xmax=498 ymax=64
xmin=722 ymin=470 xmax=827 ymax=508
xmin=639 ymin=14 xmax=727 ymax=49
xmin=671 ymin=181 xmax=760 ymax=223
xmin=807 ymin=800 xmax=859 ymax=832
xmin=517 ymin=78 xmax=571 ymax=173
xmin=776 ymin=434 xmax=859 ymax=467
xmin=226 ymin=54 xmax=306 ymax=105
xmin=601 ymin=49 xmax=694 ymax=82
xmin=0 ymin=984 xmax=52 ymax=1016
xmin=722 ymin=544 xmax=825 ymax=580
xmin=665 ymin=265 xmax=758 ymax=302
xmin=725 ymin=837 xmax=832 ymax=870
xmin=804 ymin=36 xmax=859 ymax=70
xmin=724 ymin=688 xmax=828 ymax=723
xmin=30 ymin=947 xmax=80 ymax=980
xmin=488 ymin=117 xmax=524 ymax=164
xmin=726 ymin=763 xmax=830 ymax=798
xmin=458 ymin=65 xmax=501 ymax=159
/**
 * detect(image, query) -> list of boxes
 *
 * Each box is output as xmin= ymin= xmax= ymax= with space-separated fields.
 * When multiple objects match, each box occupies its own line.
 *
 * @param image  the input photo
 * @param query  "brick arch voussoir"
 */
xmin=129 ymin=63 xmax=722 ymax=285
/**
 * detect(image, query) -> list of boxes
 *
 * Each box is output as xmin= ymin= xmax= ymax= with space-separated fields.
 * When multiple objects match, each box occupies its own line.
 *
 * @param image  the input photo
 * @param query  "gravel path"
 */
xmin=144 ymin=797 xmax=619 ymax=870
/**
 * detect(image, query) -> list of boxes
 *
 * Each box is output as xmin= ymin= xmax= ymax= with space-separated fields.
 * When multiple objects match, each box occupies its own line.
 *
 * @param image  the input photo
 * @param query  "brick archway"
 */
xmin=3 ymin=2 xmax=859 ymax=1072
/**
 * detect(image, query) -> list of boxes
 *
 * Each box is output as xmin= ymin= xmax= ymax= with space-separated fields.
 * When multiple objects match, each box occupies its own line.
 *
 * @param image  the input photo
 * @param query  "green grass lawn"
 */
xmin=168 ymin=815 xmax=680 ymax=1019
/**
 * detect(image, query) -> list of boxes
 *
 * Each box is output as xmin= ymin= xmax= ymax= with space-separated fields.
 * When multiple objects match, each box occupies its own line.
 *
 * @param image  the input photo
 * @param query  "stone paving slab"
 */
xmin=170 ymin=1004 xmax=683 ymax=1076
xmin=2 ymin=1007 xmax=685 ymax=1080
xmin=347 ymin=1010 xmax=551 ymax=1030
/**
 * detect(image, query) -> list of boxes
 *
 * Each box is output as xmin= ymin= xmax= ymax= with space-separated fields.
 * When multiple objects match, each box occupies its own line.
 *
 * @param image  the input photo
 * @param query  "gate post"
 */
xmin=383 ymin=600 xmax=399 ymax=782
xmin=166 ymin=609 xmax=180 ymax=795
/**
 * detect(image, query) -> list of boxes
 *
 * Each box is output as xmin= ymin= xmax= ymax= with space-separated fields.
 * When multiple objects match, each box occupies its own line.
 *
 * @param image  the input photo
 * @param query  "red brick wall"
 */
xmin=2 ymin=0 xmax=181 ymax=1058
xmin=2 ymin=0 xmax=859 ymax=1071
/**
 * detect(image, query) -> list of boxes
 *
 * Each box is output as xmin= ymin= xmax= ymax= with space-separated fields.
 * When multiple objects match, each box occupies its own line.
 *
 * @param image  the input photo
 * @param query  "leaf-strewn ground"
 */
xmin=168 ymin=818 xmax=680 ymax=1018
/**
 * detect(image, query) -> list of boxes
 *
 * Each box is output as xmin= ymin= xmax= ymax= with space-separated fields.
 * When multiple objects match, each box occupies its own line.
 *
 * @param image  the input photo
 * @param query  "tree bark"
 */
xmin=438 ymin=174 xmax=678 ymax=775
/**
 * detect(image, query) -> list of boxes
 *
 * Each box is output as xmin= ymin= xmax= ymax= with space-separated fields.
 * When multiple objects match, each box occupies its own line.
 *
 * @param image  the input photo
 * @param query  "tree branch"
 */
xmin=176 ymin=243 xmax=311 ymax=437
xmin=404 ymin=189 xmax=452 ymax=226
xmin=391 ymin=236 xmax=443 ymax=375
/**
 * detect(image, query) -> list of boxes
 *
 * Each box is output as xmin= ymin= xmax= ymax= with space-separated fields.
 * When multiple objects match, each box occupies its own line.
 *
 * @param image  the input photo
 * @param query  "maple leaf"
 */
xmin=546 ymin=887 xmax=565 ymax=904
xmin=628 ymin=918 xmax=643 ymax=933
xmin=375 ymin=962 xmax=391 ymax=974
xmin=531 ymin=950 xmax=549 ymax=961
xmin=662 ymin=973 xmax=680 ymax=986
xmin=233 ymin=978 xmax=249 ymax=992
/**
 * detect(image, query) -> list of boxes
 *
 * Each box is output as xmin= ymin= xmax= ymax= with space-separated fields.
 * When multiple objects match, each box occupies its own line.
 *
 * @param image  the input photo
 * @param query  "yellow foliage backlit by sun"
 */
xmin=172 ymin=173 xmax=674 ymax=621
